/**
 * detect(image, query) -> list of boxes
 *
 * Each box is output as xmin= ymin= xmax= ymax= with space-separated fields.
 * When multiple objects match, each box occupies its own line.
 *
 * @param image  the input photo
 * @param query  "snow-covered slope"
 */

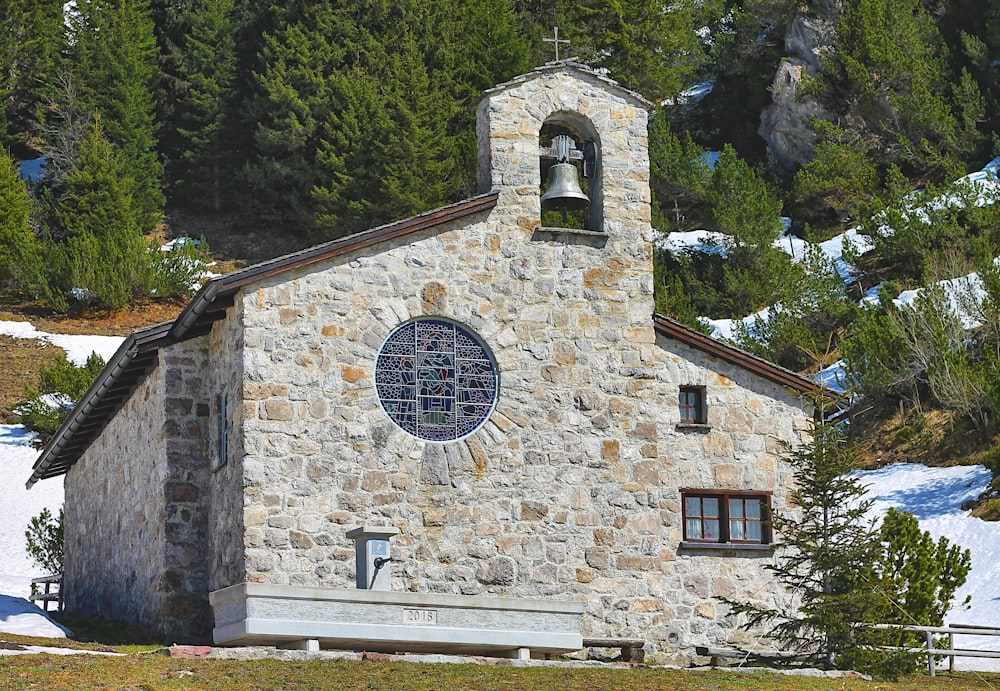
xmin=655 ymin=157 xmax=1000 ymax=344
xmin=0 ymin=321 xmax=122 ymax=366
xmin=858 ymin=463 xmax=1000 ymax=670
xmin=0 ymin=323 xmax=123 ymax=637
xmin=0 ymin=425 xmax=63 ymax=599
xmin=0 ymin=321 xmax=122 ymax=597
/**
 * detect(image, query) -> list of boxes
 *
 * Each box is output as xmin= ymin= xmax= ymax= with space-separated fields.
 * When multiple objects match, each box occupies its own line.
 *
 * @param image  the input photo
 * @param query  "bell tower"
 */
xmin=475 ymin=61 xmax=654 ymax=243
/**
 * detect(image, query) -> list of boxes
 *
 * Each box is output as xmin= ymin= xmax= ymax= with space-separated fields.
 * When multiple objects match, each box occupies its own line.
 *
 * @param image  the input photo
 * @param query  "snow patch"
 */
xmin=815 ymin=360 xmax=848 ymax=393
xmin=0 ymin=321 xmax=123 ymax=366
xmin=0 ymin=596 xmax=70 ymax=638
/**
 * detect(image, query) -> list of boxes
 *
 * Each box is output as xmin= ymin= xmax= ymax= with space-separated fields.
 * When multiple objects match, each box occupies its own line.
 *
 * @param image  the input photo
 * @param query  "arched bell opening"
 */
xmin=538 ymin=113 xmax=602 ymax=232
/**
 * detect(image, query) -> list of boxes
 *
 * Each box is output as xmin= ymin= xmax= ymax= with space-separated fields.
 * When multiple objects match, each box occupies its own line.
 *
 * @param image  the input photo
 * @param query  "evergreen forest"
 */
xmin=3 ymin=1 xmax=1000 ymax=474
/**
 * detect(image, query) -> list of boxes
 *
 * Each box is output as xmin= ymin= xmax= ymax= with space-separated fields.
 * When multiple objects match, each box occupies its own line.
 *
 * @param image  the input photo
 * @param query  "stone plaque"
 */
xmin=403 ymin=608 xmax=438 ymax=625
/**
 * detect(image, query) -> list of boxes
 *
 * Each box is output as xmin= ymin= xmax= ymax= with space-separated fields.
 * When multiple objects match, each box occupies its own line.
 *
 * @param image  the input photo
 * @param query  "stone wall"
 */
xmin=64 ymin=336 xmax=219 ymax=642
xmin=160 ymin=337 xmax=214 ymax=640
xmin=207 ymin=299 xmax=247 ymax=592
xmin=654 ymin=335 xmax=807 ymax=652
xmin=64 ymin=356 xmax=168 ymax=633
xmin=229 ymin=66 xmax=811 ymax=664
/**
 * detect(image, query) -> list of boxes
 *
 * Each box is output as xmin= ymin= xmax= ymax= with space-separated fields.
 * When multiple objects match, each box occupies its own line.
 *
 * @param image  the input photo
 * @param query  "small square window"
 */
xmin=678 ymin=386 xmax=705 ymax=424
xmin=681 ymin=489 xmax=771 ymax=548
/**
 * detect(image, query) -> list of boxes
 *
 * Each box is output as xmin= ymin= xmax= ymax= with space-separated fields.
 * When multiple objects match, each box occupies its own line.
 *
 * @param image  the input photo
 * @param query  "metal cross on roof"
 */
xmin=543 ymin=26 xmax=570 ymax=61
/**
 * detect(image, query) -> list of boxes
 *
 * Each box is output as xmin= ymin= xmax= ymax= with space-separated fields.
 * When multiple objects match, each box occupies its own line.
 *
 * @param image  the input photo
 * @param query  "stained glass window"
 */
xmin=375 ymin=318 xmax=499 ymax=442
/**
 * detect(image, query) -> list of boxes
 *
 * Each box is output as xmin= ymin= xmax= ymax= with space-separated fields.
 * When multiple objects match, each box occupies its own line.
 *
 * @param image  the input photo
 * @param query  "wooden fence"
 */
xmin=698 ymin=623 xmax=1000 ymax=677
xmin=861 ymin=623 xmax=1000 ymax=677
xmin=28 ymin=574 xmax=62 ymax=613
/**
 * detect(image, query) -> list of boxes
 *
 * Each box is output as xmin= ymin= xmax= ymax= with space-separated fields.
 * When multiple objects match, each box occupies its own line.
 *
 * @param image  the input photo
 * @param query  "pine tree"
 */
xmin=0 ymin=0 xmax=64 ymax=148
xmin=872 ymin=508 xmax=970 ymax=627
xmin=648 ymin=113 xmax=712 ymax=227
xmin=572 ymin=0 xmax=706 ymax=101
xmin=725 ymin=408 xmax=881 ymax=669
xmin=734 ymin=245 xmax=857 ymax=372
xmin=516 ymin=0 xmax=707 ymax=101
xmin=832 ymin=0 xmax=985 ymax=178
xmin=311 ymin=67 xmax=392 ymax=237
xmin=841 ymin=507 xmax=971 ymax=679
xmin=708 ymin=144 xmax=799 ymax=315
xmin=25 ymin=508 xmax=63 ymax=576
xmin=710 ymin=145 xmax=784 ymax=247
xmin=792 ymin=123 xmax=879 ymax=226
xmin=940 ymin=0 xmax=1000 ymax=139
xmin=726 ymin=402 xmax=972 ymax=678
xmin=67 ymin=0 xmax=164 ymax=228
xmin=314 ymin=28 xmax=456 ymax=238
xmin=44 ymin=120 xmax=150 ymax=311
xmin=423 ymin=0 xmax=530 ymax=199
xmin=155 ymin=0 xmax=237 ymax=211
xmin=246 ymin=0 xmax=529 ymax=236
xmin=0 ymin=150 xmax=41 ymax=293
xmin=240 ymin=3 xmax=353 ymax=229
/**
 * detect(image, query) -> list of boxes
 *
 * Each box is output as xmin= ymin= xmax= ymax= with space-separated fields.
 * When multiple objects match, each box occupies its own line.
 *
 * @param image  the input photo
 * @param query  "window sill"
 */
xmin=537 ymin=226 xmax=606 ymax=237
xmin=679 ymin=541 xmax=774 ymax=552
xmin=676 ymin=423 xmax=711 ymax=431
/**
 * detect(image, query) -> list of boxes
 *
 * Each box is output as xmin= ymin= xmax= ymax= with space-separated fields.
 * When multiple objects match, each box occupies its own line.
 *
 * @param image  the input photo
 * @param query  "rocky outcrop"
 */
xmin=758 ymin=10 xmax=838 ymax=175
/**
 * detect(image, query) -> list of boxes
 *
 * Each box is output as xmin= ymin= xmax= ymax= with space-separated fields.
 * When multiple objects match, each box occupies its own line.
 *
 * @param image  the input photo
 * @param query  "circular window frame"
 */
xmin=374 ymin=317 xmax=501 ymax=443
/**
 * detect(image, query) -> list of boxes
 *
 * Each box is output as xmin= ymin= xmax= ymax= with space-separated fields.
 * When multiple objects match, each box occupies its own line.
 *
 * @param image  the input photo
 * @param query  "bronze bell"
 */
xmin=541 ymin=162 xmax=589 ymax=211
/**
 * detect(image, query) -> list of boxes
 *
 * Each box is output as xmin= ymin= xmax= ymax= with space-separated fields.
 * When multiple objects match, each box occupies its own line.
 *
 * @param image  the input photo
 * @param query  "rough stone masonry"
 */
xmin=58 ymin=63 xmax=811 ymax=664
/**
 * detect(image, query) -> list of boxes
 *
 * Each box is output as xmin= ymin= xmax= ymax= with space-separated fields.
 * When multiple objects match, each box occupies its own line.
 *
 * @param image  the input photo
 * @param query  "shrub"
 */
xmin=792 ymin=123 xmax=879 ymax=227
xmin=148 ymin=237 xmax=213 ymax=300
xmin=25 ymin=507 xmax=63 ymax=576
xmin=735 ymin=246 xmax=857 ymax=371
xmin=843 ymin=508 xmax=971 ymax=679
xmin=16 ymin=352 xmax=105 ymax=444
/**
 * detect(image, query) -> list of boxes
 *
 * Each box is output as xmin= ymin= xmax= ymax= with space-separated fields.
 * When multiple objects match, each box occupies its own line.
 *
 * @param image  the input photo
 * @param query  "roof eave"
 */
xmin=26 ymin=321 xmax=173 ymax=488
xmin=25 ymin=192 xmax=501 ymax=486
xmin=477 ymin=61 xmax=654 ymax=111
xmin=652 ymin=314 xmax=839 ymax=403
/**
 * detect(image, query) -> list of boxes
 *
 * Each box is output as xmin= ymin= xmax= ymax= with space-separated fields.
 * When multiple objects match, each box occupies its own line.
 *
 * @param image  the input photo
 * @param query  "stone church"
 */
xmin=28 ymin=62 xmax=818 ymax=664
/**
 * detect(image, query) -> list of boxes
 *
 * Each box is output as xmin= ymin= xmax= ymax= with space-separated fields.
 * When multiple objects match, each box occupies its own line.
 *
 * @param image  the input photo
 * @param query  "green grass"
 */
xmin=3 ymin=624 xmax=999 ymax=690
xmin=0 ymin=650 xmax=998 ymax=691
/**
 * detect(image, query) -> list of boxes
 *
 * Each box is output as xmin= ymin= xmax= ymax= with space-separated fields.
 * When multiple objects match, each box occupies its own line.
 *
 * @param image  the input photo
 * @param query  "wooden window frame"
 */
xmin=678 ymin=386 xmax=706 ymax=425
xmin=680 ymin=489 xmax=772 ymax=549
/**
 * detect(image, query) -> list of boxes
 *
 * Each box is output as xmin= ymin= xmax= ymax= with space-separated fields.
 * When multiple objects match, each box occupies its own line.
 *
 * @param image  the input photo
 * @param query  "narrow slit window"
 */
xmin=217 ymin=390 xmax=229 ymax=470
